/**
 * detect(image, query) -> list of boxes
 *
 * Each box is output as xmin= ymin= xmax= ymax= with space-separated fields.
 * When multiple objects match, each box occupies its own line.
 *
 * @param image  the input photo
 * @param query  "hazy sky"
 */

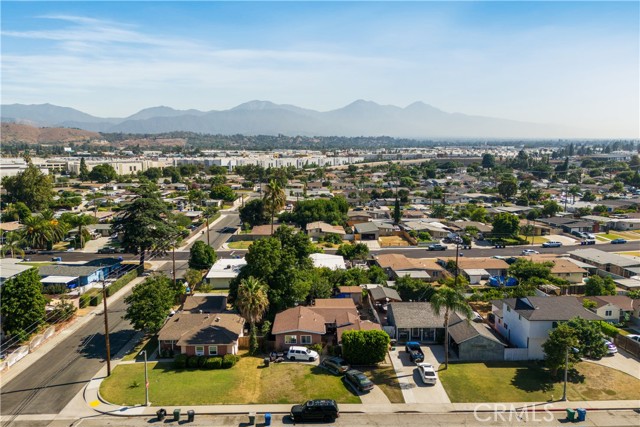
xmin=2 ymin=1 xmax=639 ymax=137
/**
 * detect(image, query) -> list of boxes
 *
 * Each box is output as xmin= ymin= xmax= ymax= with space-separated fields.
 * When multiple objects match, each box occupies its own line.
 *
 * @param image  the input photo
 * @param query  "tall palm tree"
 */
xmin=69 ymin=214 xmax=95 ymax=248
xmin=39 ymin=210 xmax=67 ymax=245
xmin=263 ymin=179 xmax=286 ymax=235
xmin=236 ymin=276 xmax=269 ymax=354
xmin=430 ymin=285 xmax=473 ymax=369
xmin=21 ymin=215 xmax=52 ymax=249
xmin=1 ymin=231 xmax=25 ymax=258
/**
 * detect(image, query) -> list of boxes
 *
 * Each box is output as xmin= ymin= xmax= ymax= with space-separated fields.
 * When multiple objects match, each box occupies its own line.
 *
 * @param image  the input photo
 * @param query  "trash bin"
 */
xmin=565 ymin=408 xmax=576 ymax=421
xmin=173 ymin=408 xmax=181 ymax=421
xmin=576 ymin=408 xmax=586 ymax=422
xmin=187 ymin=409 xmax=195 ymax=422
xmin=264 ymin=357 xmax=270 ymax=367
xmin=156 ymin=409 xmax=166 ymax=421
xmin=248 ymin=412 xmax=256 ymax=425
xmin=264 ymin=412 xmax=272 ymax=426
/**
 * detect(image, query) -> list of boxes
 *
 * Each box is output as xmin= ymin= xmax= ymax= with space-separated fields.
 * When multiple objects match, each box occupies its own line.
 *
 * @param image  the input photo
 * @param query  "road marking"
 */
xmin=89 ymin=400 xmax=100 ymax=407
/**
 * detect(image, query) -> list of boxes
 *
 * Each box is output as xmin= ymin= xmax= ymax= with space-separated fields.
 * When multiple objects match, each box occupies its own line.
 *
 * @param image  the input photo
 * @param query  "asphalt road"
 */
xmin=0 ymin=290 xmax=136 ymax=417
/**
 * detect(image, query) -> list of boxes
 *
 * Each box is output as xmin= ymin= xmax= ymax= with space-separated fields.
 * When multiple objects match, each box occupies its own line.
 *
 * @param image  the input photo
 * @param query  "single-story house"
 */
xmin=439 ymin=257 xmax=509 ymax=278
xmin=375 ymin=254 xmax=445 ymax=282
xmin=386 ymin=302 xmax=447 ymax=343
xmin=368 ymin=286 xmax=402 ymax=305
xmin=86 ymin=223 xmax=113 ymax=237
xmin=309 ymin=253 xmax=346 ymax=270
xmin=347 ymin=211 xmax=371 ymax=226
xmin=38 ymin=265 xmax=106 ymax=288
xmin=182 ymin=295 xmax=228 ymax=313
xmin=306 ymin=221 xmax=346 ymax=240
xmin=568 ymin=248 xmax=640 ymax=279
xmin=448 ymin=319 xmax=506 ymax=361
xmin=0 ymin=259 xmax=31 ymax=286
xmin=205 ymin=258 xmax=247 ymax=289
xmin=582 ymin=295 xmax=635 ymax=323
xmin=354 ymin=222 xmax=380 ymax=240
xmin=336 ymin=286 xmax=363 ymax=305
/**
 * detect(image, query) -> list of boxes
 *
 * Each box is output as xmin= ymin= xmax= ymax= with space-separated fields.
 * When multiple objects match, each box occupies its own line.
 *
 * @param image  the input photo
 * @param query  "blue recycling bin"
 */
xmin=264 ymin=412 xmax=272 ymax=426
xmin=576 ymin=408 xmax=587 ymax=421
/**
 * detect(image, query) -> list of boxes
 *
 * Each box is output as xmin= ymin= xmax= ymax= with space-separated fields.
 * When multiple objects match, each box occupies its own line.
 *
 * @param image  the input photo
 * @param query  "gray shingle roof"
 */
xmin=501 ymin=297 xmax=602 ymax=321
xmin=388 ymin=302 xmax=459 ymax=329
xmin=38 ymin=265 xmax=100 ymax=277
xmin=369 ymin=286 xmax=402 ymax=302
xmin=448 ymin=320 xmax=506 ymax=346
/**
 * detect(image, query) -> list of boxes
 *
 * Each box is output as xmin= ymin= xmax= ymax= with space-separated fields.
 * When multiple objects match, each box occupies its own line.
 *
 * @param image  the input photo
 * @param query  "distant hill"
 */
xmin=1 ymin=100 xmax=575 ymax=138
xmin=1 ymin=123 xmax=101 ymax=144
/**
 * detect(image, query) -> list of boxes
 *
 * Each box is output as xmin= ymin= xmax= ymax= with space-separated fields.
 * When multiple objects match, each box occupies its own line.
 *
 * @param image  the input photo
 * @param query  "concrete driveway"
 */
xmin=585 ymin=349 xmax=640 ymax=379
xmin=389 ymin=346 xmax=451 ymax=404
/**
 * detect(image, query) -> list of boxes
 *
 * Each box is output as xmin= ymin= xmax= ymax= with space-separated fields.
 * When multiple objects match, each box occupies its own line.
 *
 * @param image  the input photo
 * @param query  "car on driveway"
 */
xmin=320 ymin=356 xmax=350 ymax=375
xmin=611 ymin=238 xmax=627 ymax=244
xmin=416 ymin=363 xmax=438 ymax=385
xmin=603 ymin=339 xmax=618 ymax=355
xmin=521 ymin=249 xmax=539 ymax=255
xmin=427 ymin=244 xmax=447 ymax=251
xmin=542 ymin=241 xmax=563 ymax=248
xmin=290 ymin=399 xmax=339 ymax=423
xmin=286 ymin=346 xmax=319 ymax=362
xmin=344 ymin=369 xmax=374 ymax=393
xmin=405 ymin=341 xmax=425 ymax=363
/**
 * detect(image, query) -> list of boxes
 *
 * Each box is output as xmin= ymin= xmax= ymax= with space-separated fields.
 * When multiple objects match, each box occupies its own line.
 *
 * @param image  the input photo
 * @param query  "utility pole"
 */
xmin=562 ymin=346 xmax=569 ymax=401
xmin=206 ymin=216 xmax=210 ymax=246
xmin=172 ymin=246 xmax=177 ymax=288
xmin=454 ymin=240 xmax=460 ymax=288
xmin=102 ymin=278 xmax=111 ymax=376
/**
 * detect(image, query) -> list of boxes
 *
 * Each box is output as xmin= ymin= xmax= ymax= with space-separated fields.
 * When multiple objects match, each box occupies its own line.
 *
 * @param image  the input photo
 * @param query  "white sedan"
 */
xmin=417 ymin=363 xmax=438 ymax=385
xmin=521 ymin=249 xmax=539 ymax=255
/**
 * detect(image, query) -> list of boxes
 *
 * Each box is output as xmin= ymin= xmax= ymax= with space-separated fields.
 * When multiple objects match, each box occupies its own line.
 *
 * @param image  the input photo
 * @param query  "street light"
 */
xmin=141 ymin=350 xmax=150 ymax=406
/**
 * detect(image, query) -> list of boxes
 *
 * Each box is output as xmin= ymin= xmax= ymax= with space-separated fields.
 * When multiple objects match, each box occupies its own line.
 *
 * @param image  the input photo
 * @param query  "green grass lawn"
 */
xmin=518 ymin=235 xmax=548 ymax=244
xmin=100 ymin=356 xmax=360 ymax=406
xmin=439 ymin=362 xmax=640 ymax=403
xmin=597 ymin=233 xmax=626 ymax=241
xmin=21 ymin=261 xmax=55 ymax=267
xmin=357 ymin=365 xmax=404 ymax=403
xmin=227 ymin=241 xmax=253 ymax=249
xmin=121 ymin=336 xmax=158 ymax=362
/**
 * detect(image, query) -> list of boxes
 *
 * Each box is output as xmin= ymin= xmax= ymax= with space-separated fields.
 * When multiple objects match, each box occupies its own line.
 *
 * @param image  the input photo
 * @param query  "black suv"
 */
xmin=290 ymin=400 xmax=339 ymax=422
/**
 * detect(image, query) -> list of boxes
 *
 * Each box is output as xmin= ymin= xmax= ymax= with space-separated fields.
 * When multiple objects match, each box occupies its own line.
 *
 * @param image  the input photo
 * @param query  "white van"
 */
xmin=286 ymin=346 xmax=319 ymax=362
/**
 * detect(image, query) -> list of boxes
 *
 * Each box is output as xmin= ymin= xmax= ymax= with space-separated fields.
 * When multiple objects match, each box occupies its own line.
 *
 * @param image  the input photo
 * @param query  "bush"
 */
xmin=222 ymin=354 xmax=239 ymax=369
xmin=204 ymin=356 xmax=223 ymax=370
xmin=197 ymin=355 xmax=207 ymax=368
xmin=174 ymin=354 xmax=188 ymax=369
xmin=342 ymin=330 xmax=390 ymax=365
xmin=599 ymin=321 xmax=619 ymax=338
xmin=79 ymin=293 xmax=91 ymax=309
xmin=159 ymin=349 xmax=174 ymax=358
xmin=89 ymin=292 xmax=103 ymax=306
xmin=106 ymin=269 xmax=138 ymax=297
xmin=186 ymin=355 xmax=199 ymax=369
xmin=307 ymin=343 xmax=323 ymax=354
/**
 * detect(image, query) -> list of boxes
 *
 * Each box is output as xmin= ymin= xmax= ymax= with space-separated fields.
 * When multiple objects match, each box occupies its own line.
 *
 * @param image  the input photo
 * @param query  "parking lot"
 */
xmin=389 ymin=346 xmax=451 ymax=404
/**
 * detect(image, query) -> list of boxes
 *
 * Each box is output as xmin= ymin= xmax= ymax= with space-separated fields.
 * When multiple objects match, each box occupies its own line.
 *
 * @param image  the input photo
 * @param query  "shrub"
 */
xmin=307 ymin=343 xmax=323 ymax=354
xmin=222 ymin=354 xmax=239 ymax=369
xmin=79 ymin=293 xmax=91 ymax=308
xmin=106 ymin=269 xmax=138 ymax=297
xmin=89 ymin=292 xmax=103 ymax=306
xmin=186 ymin=355 xmax=199 ymax=369
xmin=174 ymin=354 xmax=188 ymax=369
xmin=599 ymin=321 xmax=619 ymax=338
xmin=342 ymin=330 xmax=390 ymax=365
xmin=205 ymin=356 xmax=223 ymax=370
xmin=197 ymin=355 xmax=207 ymax=368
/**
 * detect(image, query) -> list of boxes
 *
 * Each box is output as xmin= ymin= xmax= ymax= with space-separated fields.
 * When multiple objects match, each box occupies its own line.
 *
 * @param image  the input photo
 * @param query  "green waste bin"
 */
xmin=566 ymin=408 xmax=576 ymax=421
xmin=173 ymin=408 xmax=181 ymax=421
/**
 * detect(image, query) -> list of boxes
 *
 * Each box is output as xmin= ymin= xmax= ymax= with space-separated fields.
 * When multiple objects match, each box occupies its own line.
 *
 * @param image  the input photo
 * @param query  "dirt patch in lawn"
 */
xmin=379 ymin=236 xmax=412 ymax=247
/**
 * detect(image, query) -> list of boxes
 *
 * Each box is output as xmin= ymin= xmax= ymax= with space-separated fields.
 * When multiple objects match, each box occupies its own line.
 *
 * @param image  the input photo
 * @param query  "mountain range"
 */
xmin=1 ymin=100 xmax=575 ymax=138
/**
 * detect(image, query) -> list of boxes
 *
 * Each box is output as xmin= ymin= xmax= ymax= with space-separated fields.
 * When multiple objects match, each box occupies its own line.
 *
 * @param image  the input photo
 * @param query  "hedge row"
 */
xmin=173 ymin=354 xmax=239 ymax=370
xmin=79 ymin=289 xmax=103 ymax=308
xmin=599 ymin=321 xmax=620 ymax=338
xmin=106 ymin=269 xmax=139 ymax=297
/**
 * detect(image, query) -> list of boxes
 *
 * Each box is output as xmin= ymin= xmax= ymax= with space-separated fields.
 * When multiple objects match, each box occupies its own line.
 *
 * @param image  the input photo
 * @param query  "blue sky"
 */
xmin=1 ymin=1 xmax=638 ymax=137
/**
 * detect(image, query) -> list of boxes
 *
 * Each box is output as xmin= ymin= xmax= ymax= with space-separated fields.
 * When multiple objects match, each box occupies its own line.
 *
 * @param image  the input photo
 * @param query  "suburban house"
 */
xmin=305 ymin=221 xmax=346 ymax=240
xmin=354 ymin=222 xmax=380 ymax=240
xmin=38 ymin=258 xmax=122 ymax=289
xmin=368 ymin=286 xmax=402 ymax=305
xmin=448 ymin=319 xmax=506 ymax=361
xmin=271 ymin=298 xmax=380 ymax=350
xmin=582 ymin=295 xmax=635 ymax=323
xmin=0 ymin=259 xmax=31 ymax=286
xmin=205 ymin=258 xmax=247 ymax=289
xmin=386 ymin=302 xmax=446 ymax=343
xmin=375 ymin=253 xmax=445 ymax=282
xmin=309 ymin=253 xmax=346 ymax=270
xmin=529 ymin=256 xmax=589 ymax=283
xmin=157 ymin=295 xmax=244 ymax=356
xmin=336 ymin=286 xmax=364 ymax=305
xmin=568 ymin=248 xmax=640 ymax=279
xmin=347 ymin=210 xmax=371 ymax=226
xmin=437 ymin=257 xmax=509 ymax=281
xmin=490 ymin=297 xmax=602 ymax=360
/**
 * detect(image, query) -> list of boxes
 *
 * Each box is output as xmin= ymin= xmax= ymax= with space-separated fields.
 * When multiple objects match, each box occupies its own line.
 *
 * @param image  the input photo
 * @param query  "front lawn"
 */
xmin=439 ymin=362 xmax=640 ymax=403
xmin=227 ymin=241 xmax=253 ymax=249
xmin=121 ymin=335 xmax=158 ymax=362
xmin=100 ymin=356 xmax=360 ymax=406
xmin=517 ymin=235 xmax=548 ymax=244
xmin=379 ymin=236 xmax=411 ymax=247
xmin=357 ymin=365 xmax=404 ymax=403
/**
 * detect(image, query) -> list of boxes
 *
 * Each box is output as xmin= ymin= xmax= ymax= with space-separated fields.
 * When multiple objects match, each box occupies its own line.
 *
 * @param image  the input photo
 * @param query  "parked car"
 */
xmin=427 ymin=244 xmax=446 ymax=251
xmin=627 ymin=335 xmax=640 ymax=343
xmin=417 ymin=362 xmax=438 ymax=385
xmin=290 ymin=399 xmax=339 ymax=422
xmin=586 ymin=233 xmax=596 ymax=239
xmin=521 ymin=249 xmax=539 ymax=255
xmin=603 ymin=339 xmax=618 ymax=355
xmin=344 ymin=369 xmax=374 ymax=393
xmin=24 ymin=248 xmax=37 ymax=255
xmin=98 ymin=247 xmax=116 ymax=254
xmin=581 ymin=239 xmax=596 ymax=245
xmin=405 ymin=341 xmax=425 ymax=363
xmin=571 ymin=231 xmax=586 ymax=239
xmin=51 ymin=257 xmax=62 ymax=262
xmin=320 ymin=357 xmax=350 ymax=375
xmin=286 ymin=346 xmax=319 ymax=362
xmin=542 ymin=241 xmax=563 ymax=248
xmin=472 ymin=311 xmax=483 ymax=323
xmin=611 ymin=238 xmax=627 ymax=244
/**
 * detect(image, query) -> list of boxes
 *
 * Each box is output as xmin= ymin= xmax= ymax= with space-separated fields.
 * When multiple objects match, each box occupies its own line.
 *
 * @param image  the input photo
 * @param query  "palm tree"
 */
xmin=21 ymin=215 xmax=53 ymax=249
xmin=430 ymin=285 xmax=473 ymax=369
xmin=263 ymin=179 xmax=286 ymax=235
xmin=1 ymin=231 xmax=25 ymax=258
xmin=236 ymin=276 xmax=269 ymax=355
xmin=39 ymin=210 xmax=67 ymax=246
xmin=69 ymin=214 xmax=95 ymax=249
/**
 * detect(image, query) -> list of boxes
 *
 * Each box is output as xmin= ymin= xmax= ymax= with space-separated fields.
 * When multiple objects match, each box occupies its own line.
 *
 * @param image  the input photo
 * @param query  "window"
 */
xmin=285 ymin=335 xmax=297 ymax=344
xmin=195 ymin=346 xmax=204 ymax=356
xmin=504 ymin=323 xmax=508 ymax=330
xmin=605 ymin=310 xmax=612 ymax=317
xmin=552 ymin=321 xmax=558 ymax=329
xmin=300 ymin=335 xmax=312 ymax=345
xmin=209 ymin=345 xmax=218 ymax=356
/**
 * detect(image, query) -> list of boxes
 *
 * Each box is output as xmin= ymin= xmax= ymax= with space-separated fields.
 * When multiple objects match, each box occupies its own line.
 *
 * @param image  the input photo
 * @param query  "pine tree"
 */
xmin=79 ymin=157 xmax=89 ymax=181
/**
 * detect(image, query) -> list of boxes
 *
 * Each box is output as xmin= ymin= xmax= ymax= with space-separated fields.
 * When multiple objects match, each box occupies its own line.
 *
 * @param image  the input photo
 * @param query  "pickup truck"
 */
xmin=405 ymin=341 xmax=425 ymax=363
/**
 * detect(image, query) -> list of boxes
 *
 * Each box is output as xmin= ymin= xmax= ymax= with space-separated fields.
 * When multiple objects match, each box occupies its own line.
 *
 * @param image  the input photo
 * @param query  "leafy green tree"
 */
xmin=430 ymin=285 xmax=473 ymax=369
xmin=1 ymin=163 xmax=53 ymax=211
xmin=124 ymin=275 xmax=175 ymax=333
xmin=498 ymin=176 xmax=518 ymax=200
xmin=566 ymin=317 xmax=608 ymax=360
xmin=79 ymin=157 xmax=89 ymax=181
xmin=585 ymin=275 xmax=616 ymax=296
xmin=542 ymin=200 xmax=562 ymax=217
xmin=581 ymin=191 xmax=597 ymax=202
xmin=279 ymin=197 xmax=348 ymax=228
xmin=491 ymin=212 xmax=520 ymax=238
xmin=236 ymin=276 xmax=269 ymax=355
xmin=508 ymin=258 xmax=553 ymax=285
xmin=627 ymin=290 xmax=640 ymax=299
xmin=482 ymin=153 xmax=496 ymax=169
xmin=263 ymin=179 xmax=286 ymax=235
xmin=142 ymin=167 xmax=163 ymax=181
xmin=210 ymin=184 xmax=237 ymax=202
xmin=336 ymin=242 xmax=369 ymax=261
xmin=112 ymin=190 xmax=180 ymax=265
xmin=184 ymin=268 xmax=203 ymax=291
xmin=88 ymin=163 xmax=118 ymax=183
xmin=188 ymin=241 xmax=218 ymax=270
xmin=395 ymin=275 xmax=435 ymax=302
xmin=0 ymin=268 xmax=46 ymax=341
xmin=239 ymin=199 xmax=268 ymax=227
xmin=68 ymin=214 xmax=96 ymax=249
xmin=341 ymin=330 xmax=390 ymax=365
xmin=543 ymin=322 xmax=580 ymax=377
xmin=430 ymin=204 xmax=449 ymax=219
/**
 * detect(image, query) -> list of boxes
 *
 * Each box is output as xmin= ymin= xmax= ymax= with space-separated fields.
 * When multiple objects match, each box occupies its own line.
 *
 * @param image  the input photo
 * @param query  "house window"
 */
xmin=605 ymin=310 xmax=612 ymax=317
xmin=195 ymin=346 xmax=204 ymax=356
xmin=209 ymin=346 xmax=218 ymax=356
xmin=300 ymin=335 xmax=312 ymax=345
xmin=552 ymin=321 xmax=558 ymax=328
xmin=284 ymin=335 xmax=297 ymax=344
xmin=504 ymin=323 xmax=508 ymax=330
